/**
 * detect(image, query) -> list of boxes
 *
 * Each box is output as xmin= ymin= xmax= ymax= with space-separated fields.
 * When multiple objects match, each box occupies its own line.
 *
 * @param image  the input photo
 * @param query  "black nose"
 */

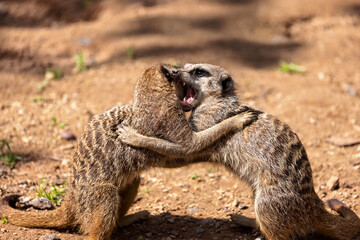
xmin=171 ymin=69 xmax=179 ymax=76
xmin=161 ymin=65 xmax=179 ymax=81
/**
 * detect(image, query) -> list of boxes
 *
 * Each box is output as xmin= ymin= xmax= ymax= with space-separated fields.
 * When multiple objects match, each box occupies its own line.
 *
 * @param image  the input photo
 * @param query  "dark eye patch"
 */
xmin=191 ymin=68 xmax=210 ymax=77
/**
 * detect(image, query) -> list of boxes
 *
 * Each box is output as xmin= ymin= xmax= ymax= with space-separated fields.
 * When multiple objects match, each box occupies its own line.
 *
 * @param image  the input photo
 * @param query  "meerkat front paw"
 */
xmin=116 ymin=123 xmax=141 ymax=145
xmin=235 ymin=111 xmax=257 ymax=129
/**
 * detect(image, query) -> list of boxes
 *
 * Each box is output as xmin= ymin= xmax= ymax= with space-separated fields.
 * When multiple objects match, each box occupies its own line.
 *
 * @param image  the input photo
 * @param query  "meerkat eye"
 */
xmin=192 ymin=68 xmax=209 ymax=77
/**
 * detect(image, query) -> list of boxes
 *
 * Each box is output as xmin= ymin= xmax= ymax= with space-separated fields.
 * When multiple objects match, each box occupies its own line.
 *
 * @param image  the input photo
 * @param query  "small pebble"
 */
xmin=195 ymin=227 xmax=205 ymax=234
xmin=232 ymin=199 xmax=240 ymax=208
xmin=200 ymin=218 xmax=212 ymax=225
xmin=346 ymin=85 xmax=357 ymax=96
xmin=207 ymin=173 xmax=219 ymax=178
xmin=61 ymin=130 xmax=76 ymax=141
xmin=327 ymin=176 xmax=340 ymax=191
xmin=77 ymin=37 xmax=92 ymax=46
xmin=18 ymin=180 xmax=28 ymax=185
xmin=18 ymin=196 xmax=31 ymax=204
xmin=187 ymin=207 xmax=197 ymax=213
xmin=28 ymin=197 xmax=53 ymax=210
xmin=170 ymin=230 xmax=179 ymax=236
xmin=239 ymin=205 xmax=249 ymax=210
xmin=0 ymin=169 xmax=7 ymax=177
xmin=42 ymin=233 xmax=61 ymax=240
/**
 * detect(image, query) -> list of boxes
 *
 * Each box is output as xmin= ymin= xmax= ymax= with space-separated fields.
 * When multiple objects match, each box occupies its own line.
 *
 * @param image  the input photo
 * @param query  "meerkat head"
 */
xmin=176 ymin=63 xmax=235 ymax=111
xmin=133 ymin=64 xmax=183 ymax=107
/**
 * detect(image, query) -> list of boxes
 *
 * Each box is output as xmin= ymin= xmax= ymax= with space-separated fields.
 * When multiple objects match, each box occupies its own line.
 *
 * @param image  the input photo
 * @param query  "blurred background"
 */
xmin=0 ymin=0 xmax=359 ymax=239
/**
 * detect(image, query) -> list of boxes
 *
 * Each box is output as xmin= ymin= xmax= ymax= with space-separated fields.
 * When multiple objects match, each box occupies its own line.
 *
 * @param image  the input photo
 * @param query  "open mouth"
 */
xmin=179 ymin=82 xmax=198 ymax=109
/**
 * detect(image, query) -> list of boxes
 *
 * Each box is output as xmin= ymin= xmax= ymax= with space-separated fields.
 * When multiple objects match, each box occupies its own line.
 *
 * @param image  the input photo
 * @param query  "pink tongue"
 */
xmin=185 ymin=87 xmax=196 ymax=104
xmin=187 ymin=86 xmax=196 ymax=98
xmin=180 ymin=86 xmax=196 ymax=106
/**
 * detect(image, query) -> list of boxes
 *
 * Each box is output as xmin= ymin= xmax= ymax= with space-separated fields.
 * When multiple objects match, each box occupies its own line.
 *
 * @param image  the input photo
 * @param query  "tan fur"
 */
xmin=118 ymin=63 xmax=360 ymax=240
xmin=0 ymin=65 xmax=255 ymax=240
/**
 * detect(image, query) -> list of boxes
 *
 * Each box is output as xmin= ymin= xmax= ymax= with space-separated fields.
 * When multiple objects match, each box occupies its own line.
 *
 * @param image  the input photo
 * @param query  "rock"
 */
xmin=327 ymin=176 xmax=340 ymax=191
xmin=346 ymin=85 xmax=358 ymax=96
xmin=195 ymin=227 xmax=205 ymax=234
xmin=77 ymin=37 xmax=92 ymax=46
xmin=215 ymin=221 xmax=223 ymax=229
xmin=325 ymin=137 xmax=360 ymax=147
xmin=18 ymin=196 xmax=31 ymax=204
xmin=317 ymin=72 xmax=325 ymax=80
xmin=0 ymin=169 xmax=7 ymax=177
xmin=28 ymin=197 xmax=53 ymax=210
xmin=200 ymin=218 xmax=213 ymax=225
xmin=239 ymin=205 xmax=249 ymax=210
xmin=42 ymin=234 xmax=61 ymax=240
xmin=187 ymin=207 xmax=197 ymax=213
xmin=170 ymin=230 xmax=179 ymax=236
xmin=166 ymin=217 xmax=175 ymax=223
xmin=232 ymin=199 xmax=240 ymax=208
xmin=61 ymin=130 xmax=76 ymax=141
xmin=207 ymin=173 xmax=220 ymax=178
xmin=18 ymin=180 xmax=28 ymax=185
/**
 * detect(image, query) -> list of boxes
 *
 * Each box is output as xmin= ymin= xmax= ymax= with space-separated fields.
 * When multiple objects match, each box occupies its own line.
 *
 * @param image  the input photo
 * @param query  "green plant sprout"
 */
xmin=0 ymin=139 xmax=21 ymax=166
xmin=171 ymin=62 xmax=179 ymax=67
xmin=51 ymin=116 xmax=66 ymax=128
xmin=37 ymin=67 xmax=63 ymax=90
xmin=191 ymin=173 xmax=199 ymax=180
xmin=31 ymin=96 xmax=44 ymax=102
xmin=1 ymin=217 xmax=7 ymax=224
xmin=36 ymin=179 xmax=66 ymax=203
xmin=279 ymin=61 xmax=307 ymax=74
xmin=126 ymin=46 xmax=135 ymax=60
xmin=74 ymin=52 xmax=88 ymax=72
xmin=37 ymin=79 xmax=50 ymax=90
xmin=46 ymin=68 xmax=63 ymax=79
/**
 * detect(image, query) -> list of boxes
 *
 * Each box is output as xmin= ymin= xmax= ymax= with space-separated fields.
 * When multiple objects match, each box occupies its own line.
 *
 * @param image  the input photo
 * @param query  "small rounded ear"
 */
xmin=220 ymin=75 xmax=234 ymax=93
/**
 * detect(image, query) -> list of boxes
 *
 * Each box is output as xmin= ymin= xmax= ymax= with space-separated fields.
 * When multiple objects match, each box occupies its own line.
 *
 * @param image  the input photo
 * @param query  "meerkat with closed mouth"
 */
xmin=117 ymin=63 xmax=360 ymax=240
xmin=0 ymin=65 xmax=255 ymax=240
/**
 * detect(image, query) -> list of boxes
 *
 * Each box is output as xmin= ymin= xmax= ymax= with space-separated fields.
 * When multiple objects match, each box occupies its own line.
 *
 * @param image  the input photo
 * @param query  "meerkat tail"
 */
xmin=0 ymin=195 xmax=74 ymax=228
xmin=313 ymin=199 xmax=360 ymax=240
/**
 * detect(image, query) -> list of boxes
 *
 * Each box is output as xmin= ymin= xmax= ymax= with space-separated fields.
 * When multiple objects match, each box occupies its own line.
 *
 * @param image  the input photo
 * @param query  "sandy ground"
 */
xmin=0 ymin=0 xmax=360 ymax=239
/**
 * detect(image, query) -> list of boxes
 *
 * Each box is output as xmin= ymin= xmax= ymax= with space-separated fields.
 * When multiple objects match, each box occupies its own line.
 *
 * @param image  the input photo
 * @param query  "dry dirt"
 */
xmin=0 ymin=0 xmax=360 ymax=239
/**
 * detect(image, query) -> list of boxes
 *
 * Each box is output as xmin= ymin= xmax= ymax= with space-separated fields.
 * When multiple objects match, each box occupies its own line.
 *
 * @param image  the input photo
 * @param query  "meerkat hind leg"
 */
xmin=89 ymin=184 xmax=120 ymax=240
xmin=117 ymin=176 xmax=149 ymax=228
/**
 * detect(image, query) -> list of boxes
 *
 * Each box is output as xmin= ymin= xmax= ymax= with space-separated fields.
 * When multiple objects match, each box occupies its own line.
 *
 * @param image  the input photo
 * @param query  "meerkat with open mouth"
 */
xmin=0 ymin=65 xmax=255 ymax=240
xmin=118 ymin=63 xmax=360 ymax=240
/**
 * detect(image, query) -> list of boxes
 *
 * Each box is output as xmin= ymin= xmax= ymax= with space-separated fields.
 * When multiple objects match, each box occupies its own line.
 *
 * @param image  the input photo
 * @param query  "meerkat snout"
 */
xmin=171 ymin=69 xmax=179 ymax=76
